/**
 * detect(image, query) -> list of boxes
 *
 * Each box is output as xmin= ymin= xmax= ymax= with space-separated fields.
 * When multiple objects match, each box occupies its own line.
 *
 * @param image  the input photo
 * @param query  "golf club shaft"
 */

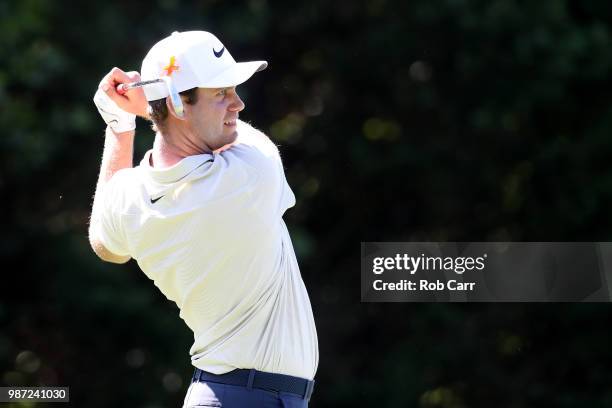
xmin=116 ymin=79 xmax=163 ymax=95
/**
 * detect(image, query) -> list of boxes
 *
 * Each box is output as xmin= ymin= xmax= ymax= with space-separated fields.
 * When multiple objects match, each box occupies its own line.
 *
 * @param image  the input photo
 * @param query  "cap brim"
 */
xmin=199 ymin=61 xmax=268 ymax=88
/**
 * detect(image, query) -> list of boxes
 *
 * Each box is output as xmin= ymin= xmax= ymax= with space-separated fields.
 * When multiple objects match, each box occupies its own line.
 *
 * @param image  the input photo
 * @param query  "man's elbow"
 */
xmin=89 ymin=238 xmax=131 ymax=264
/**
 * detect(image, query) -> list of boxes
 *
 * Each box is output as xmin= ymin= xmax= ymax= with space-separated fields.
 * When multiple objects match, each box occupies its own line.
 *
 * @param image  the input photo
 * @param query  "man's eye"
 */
xmin=217 ymin=89 xmax=227 ymax=96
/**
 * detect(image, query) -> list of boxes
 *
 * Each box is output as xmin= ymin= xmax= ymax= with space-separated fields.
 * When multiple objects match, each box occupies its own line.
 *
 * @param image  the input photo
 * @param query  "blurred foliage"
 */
xmin=2 ymin=0 xmax=612 ymax=406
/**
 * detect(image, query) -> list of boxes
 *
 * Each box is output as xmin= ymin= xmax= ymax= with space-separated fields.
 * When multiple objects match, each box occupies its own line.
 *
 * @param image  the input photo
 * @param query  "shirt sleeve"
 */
xmin=93 ymin=171 xmax=130 ymax=257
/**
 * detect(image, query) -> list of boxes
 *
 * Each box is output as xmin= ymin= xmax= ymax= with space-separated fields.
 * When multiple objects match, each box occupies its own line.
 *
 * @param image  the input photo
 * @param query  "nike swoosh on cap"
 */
xmin=213 ymin=46 xmax=225 ymax=58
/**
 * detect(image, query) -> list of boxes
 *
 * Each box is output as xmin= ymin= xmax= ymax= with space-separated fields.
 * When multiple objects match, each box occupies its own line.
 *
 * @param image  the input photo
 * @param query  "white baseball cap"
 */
xmin=140 ymin=30 xmax=268 ymax=101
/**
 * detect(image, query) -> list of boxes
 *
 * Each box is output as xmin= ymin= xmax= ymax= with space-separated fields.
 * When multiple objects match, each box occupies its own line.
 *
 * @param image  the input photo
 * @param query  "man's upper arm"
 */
xmin=89 ymin=170 xmax=132 ymax=264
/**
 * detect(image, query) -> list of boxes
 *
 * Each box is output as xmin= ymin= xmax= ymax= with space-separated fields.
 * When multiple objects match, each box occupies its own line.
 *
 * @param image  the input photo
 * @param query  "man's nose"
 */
xmin=229 ymin=92 xmax=245 ymax=112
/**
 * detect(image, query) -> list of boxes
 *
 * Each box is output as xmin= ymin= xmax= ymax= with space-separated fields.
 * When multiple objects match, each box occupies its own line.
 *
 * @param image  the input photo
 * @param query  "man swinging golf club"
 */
xmin=89 ymin=30 xmax=318 ymax=407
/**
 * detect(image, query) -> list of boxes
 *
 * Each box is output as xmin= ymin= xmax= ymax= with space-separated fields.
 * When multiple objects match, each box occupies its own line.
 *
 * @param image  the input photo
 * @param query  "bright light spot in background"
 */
xmin=420 ymin=386 xmax=463 ymax=408
xmin=3 ymin=371 xmax=25 ymax=386
xmin=497 ymin=331 xmax=524 ymax=356
xmin=16 ymin=350 xmax=41 ymax=374
xmin=270 ymin=113 xmax=306 ymax=144
xmin=162 ymin=371 xmax=183 ymax=393
xmin=300 ymin=177 xmax=320 ymax=198
xmin=303 ymin=96 xmax=324 ymax=117
xmin=363 ymin=118 xmax=401 ymax=142
xmin=409 ymin=60 xmax=432 ymax=82
xmin=125 ymin=348 xmax=146 ymax=368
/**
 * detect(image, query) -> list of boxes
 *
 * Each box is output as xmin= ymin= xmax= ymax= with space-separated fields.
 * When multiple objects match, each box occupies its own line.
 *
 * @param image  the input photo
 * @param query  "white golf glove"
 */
xmin=93 ymin=88 xmax=136 ymax=133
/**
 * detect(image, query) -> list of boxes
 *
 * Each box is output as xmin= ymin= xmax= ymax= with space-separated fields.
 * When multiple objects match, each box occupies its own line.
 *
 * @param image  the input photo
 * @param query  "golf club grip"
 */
xmin=116 ymin=84 xmax=128 ymax=95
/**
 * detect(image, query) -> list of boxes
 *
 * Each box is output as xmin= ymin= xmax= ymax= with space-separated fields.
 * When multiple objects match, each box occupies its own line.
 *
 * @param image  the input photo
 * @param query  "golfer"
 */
xmin=89 ymin=31 xmax=318 ymax=407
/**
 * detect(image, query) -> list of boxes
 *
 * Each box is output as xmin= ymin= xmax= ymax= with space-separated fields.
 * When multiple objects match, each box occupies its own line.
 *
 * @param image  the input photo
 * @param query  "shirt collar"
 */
xmin=139 ymin=150 xmax=215 ymax=184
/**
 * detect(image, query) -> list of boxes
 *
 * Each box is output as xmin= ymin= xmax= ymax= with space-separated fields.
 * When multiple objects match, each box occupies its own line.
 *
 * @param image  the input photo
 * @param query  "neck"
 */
xmin=151 ymin=127 xmax=211 ymax=168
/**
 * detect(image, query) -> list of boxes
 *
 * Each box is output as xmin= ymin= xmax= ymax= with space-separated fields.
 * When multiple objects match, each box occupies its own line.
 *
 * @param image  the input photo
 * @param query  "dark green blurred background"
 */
xmin=3 ymin=0 xmax=612 ymax=406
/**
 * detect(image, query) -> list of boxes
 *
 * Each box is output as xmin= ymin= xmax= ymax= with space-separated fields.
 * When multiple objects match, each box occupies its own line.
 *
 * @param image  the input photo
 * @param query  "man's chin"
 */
xmin=213 ymin=133 xmax=238 ymax=153
xmin=225 ymin=130 xmax=239 ymax=144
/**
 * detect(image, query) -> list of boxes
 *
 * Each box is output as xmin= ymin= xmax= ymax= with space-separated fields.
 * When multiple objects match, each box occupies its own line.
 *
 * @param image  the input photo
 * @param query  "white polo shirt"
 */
xmin=95 ymin=120 xmax=319 ymax=380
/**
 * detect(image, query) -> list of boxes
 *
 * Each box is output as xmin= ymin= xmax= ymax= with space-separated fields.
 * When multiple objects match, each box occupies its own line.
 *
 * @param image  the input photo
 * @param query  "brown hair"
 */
xmin=149 ymin=87 xmax=200 ymax=132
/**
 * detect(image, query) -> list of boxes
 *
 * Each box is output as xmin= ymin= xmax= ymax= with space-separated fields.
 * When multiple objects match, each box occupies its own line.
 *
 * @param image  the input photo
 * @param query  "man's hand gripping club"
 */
xmin=93 ymin=68 xmax=148 ymax=133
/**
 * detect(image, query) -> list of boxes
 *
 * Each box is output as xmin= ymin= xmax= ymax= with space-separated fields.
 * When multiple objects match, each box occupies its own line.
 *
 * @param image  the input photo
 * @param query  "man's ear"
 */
xmin=166 ymin=96 xmax=186 ymax=120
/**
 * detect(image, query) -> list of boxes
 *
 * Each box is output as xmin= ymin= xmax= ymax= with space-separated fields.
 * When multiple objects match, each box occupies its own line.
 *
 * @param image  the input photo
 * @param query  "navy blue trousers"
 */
xmin=182 ymin=377 xmax=310 ymax=407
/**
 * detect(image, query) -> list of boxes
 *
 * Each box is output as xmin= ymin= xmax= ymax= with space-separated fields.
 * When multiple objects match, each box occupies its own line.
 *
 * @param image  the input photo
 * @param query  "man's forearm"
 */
xmin=97 ymin=126 xmax=135 ymax=183
xmin=89 ymin=126 xmax=135 ymax=236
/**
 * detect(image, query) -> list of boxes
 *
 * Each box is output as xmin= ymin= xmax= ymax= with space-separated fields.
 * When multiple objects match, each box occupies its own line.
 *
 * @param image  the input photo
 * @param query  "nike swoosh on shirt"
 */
xmin=213 ymin=46 xmax=225 ymax=58
xmin=150 ymin=195 xmax=164 ymax=204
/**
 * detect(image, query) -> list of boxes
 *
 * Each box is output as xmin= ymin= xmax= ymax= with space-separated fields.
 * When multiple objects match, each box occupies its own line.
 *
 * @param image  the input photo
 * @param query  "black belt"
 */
xmin=192 ymin=368 xmax=315 ymax=400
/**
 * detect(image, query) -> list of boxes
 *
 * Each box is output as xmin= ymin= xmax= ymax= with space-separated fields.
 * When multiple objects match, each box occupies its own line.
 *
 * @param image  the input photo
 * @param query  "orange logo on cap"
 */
xmin=163 ymin=56 xmax=179 ymax=76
